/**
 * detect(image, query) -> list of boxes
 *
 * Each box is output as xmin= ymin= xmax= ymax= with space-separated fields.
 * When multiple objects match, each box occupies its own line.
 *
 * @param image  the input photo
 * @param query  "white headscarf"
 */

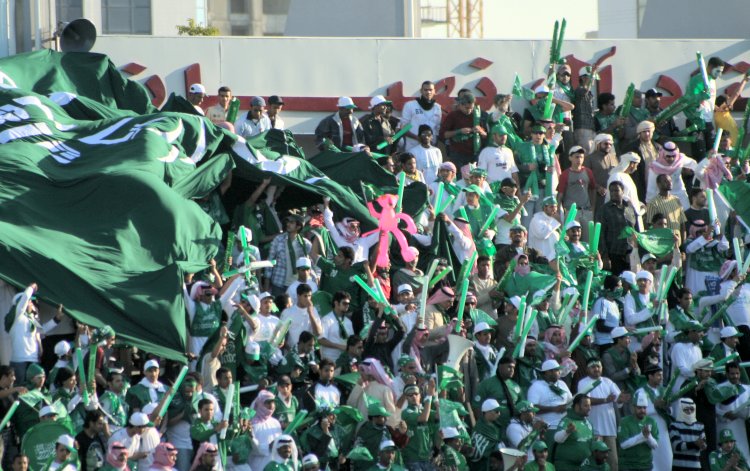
xmin=675 ymin=398 xmax=697 ymax=424
xmin=269 ymin=434 xmax=298 ymax=470
xmin=609 ymin=152 xmax=641 ymax=175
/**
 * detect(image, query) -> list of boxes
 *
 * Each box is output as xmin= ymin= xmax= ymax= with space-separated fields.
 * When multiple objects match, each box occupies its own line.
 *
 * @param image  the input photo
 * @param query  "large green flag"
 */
xmin=0 ymin=49 xmax=383 ymax=361
xmin=21 ymin=421 xmax=75 ymax=471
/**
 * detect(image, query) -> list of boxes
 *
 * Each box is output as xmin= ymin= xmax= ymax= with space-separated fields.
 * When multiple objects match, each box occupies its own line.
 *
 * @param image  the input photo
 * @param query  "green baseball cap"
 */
xmin=516 ymin=400 xmax=539 ymax=413
xmin=592 ymin=440 xmax=610 ymax=452
xmin=462 ymin=184 xmax=484 ymax=194
xmin=367 ymin=403 xmax=391 ymax=417
xmin=532 ymin=441 xmax=548 ymax=451
xmin=720 ymin=429 xmax=736 ymax=443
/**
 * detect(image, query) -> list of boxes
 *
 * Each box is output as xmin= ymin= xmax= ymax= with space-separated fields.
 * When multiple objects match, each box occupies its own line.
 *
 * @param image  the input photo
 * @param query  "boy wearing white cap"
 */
xmin=469 ymin=399 xmax=504 ymax=470
xmin=285 ymin=256 xmax=319 ymax=304
xmin=473 ymin=322 xmax=497 ymax=381
xmin=125 ymin=360 xmax=167 ymax=412
xmin=623 ymin=270 xmax=659 ymax=330
xmin=49 ymin=434 xmax=78 ymax=471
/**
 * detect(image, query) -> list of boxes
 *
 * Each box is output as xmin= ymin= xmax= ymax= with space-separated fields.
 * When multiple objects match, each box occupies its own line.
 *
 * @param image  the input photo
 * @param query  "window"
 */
xmin=57 ymin=0 xmax=83 ymax=24
xmin=101 ymin=0 xmax=151 ymax=34
xmin=231 ymin=0 xmax=248 ymax=14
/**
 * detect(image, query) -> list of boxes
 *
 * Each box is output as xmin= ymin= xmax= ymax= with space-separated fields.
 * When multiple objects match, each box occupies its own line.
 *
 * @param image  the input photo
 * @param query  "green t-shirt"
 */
xmin=580 ymin=457 xmax=610 ymax=471
xmin=710 ymin=449 xmax=750 ymax=471
xmin=317 ymin=257 xmax=366 ymax=309
xmin=553 ymin=411 xmax=594 ymax=471
xmin=190 ymin=300 xmax=223 ymax=337
xmin=616 ymin=415 xmax=659 ymax=470
xmin=473 ymin=376 xmax=521 ymax=433
xmin=401 ymin=404 xmax=433 ymax=462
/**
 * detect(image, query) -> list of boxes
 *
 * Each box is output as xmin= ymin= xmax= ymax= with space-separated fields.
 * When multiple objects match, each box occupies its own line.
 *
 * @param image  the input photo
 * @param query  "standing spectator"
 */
xmin=578 ymin=358 xmax=627 ymax=471
xmin=625 ymin=120 xmax=661 ymax=200
xmin=557 ymin=145 xmax=596 ymax=238
xmin=644 ymin=88 xmax=679 ymax=142
xmin=279 ymin=284 xmax=322 ymax=346
xmin=528 ymin=360 xmax=573 ymax=438
xmin=408 ymin=125 xmax=443 ymax=184
xmin=267 ymin=95 xmax=285 ymax=130
xmin=670 ymin=398 xmax=706 ymax=471
xmin=594 ymin=93 xmax=625 ymax=150
xmin=187 ymin=83 xmax=206 ymax=115
xmin=400 ymin=81 xmax=442 ymax=150
xmin=585 ymin=134 xmax=619 ymax=211
xmin=573 ymin=66 xmax=598 ymax=154
xmin=552 ymin=394 xmax=594 ymax=471
xmin=477 ymin=126 xmax=519 ymax=187
xmin=319 ymin=291 xmax=354 ymax=363
xmin=361 ymin=95 xmax=395 ymax=152
xmin=597 ymin=181 xmax=637 ymax=275
xmin=645 ymin=174 xmax=686 ymax=242
xmin=617 ymin=392 xmax=659 ymax=471
xmin=440 ymin=92 xmax=488 ymax=170
xmin=645 ymin=142 xmax=697 ymax=210
xmin=235 ymin=96 xmax=272 ymax=139
xmin=314 ymin=97 xmax=365 ymax=151
xmin=264 ymin=214 xmax=312 ymax=296
xmin=206 ymin=86 xmax=232 ymax=125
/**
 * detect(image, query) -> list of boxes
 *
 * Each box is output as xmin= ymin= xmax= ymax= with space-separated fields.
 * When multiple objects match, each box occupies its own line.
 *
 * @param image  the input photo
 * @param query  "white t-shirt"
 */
xmin=286 ymin=279 xmax=319 ymax=305
xmin=400 ymin=99 xmax=443 ymax=149
xmin=320 ymin=312 xmax=353 ymax=362
xmin=280 ymin=305 xmax=321 ymax=345
xmin=408 ymin=144 xmax=443 ymax=184
xmin=248 ymin=313 xmax=280 ymax=343
xmin=577 ymin=376 xmax=620 ymax=436
xmin=477 ymin=146 xmax=518 ymax=184
xmin=527 ymin=379 xmax=572 ymax=428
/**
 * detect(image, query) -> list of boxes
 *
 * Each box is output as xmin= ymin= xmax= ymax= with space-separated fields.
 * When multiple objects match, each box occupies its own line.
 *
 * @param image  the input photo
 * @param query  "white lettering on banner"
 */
xmin=0 ymin=103 xmax=29 ymax=124
xmin=38 ymin=140 xmax=81 ymax=164
xmin=0 ymin=122 xmax=52 ymax=144
xmin=258 ymin=156 xmax=301 ymax=175
xmin=0 ymin=71 xmax=17 ymax=89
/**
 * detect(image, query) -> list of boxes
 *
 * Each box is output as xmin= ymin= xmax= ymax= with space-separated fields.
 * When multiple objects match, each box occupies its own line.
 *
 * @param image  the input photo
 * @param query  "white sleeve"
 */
xmin=477 ymin=149 xmax=490 ymax=171
xmin=15 ymin=286 xmax=34 ymax=320
xmin=620 ymin=432 xmax=647 ymax=449
xmin=684 ymin=236 xmax=709 ymax=254
xmin=323 ymin=207 xmax=347 ymax=249
xmin=554 ymin=429 xmax=570 ymax=443
xmin=220 ymin=276 xmax=246 ymax=313
xmin=507 ymin=149 xmax=519 ymax=173
xmin=623 ymin=295 xmax=652 ymax=326
xmin=505 ymin=423 xmax=525 ymax=448
xmin=670 ymin=344 xmax=695 ymax=378
xmin=526 ymin=383 xmax=542 ymax=405
xmin=446 ymin=221 xmax=473 ymax=251
xmin=646 ymin=434 xmax=658 ymax=449
xmin=400 ymin=102 xmax=414 ymax=128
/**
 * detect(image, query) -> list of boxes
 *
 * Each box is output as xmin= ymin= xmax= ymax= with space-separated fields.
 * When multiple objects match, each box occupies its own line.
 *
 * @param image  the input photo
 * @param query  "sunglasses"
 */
xmin=560 ymin=72 xmax=571 ymax=77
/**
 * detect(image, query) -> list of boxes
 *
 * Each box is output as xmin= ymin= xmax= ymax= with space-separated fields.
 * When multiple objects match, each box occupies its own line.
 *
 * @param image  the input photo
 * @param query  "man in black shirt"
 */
xmin=597 ymin=180 xmax=638 ymax=275
xmin=75 ymin=410 xmax=109 ymax=471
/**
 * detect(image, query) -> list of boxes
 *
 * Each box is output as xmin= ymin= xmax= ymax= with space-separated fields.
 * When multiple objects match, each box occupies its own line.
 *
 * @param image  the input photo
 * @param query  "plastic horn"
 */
xmin=220 ymin=382 xmax=235 ymax=439
xmin=513 ymin=296 xmax=527 ymax=341
xmin=660 ymin=372 xmax=681 ymax=401
xmin=581 ymin=271 xmax=594 ymax=313
xmin=557 ymin=292 xmax=580 ymax=326
xmin=742 ymin=248 xmax=750 ymax=274
xmin=714 ymin=352 xmax=740 ymax=368
xmin=713 ymin=128 xmax=724 ymax=153
xmin=661 ymin=266 xmax=679 ymax=301
xmin=490 ymin=347 xmax=506 ymax=377
xmin=715 ymin=361 xmax=750 ymax=371
xmin=454 ymin=278 xmax=470 ymax=333
xmin=555 ymin=18 xmax=567 ymax=63
xmin=429 ymin=266 xmax=453 ymax=289
xmin=587 ymin=221 xmax=595 ymax=254
xmin=631 ymin=326 xmax=664 ymax=335
xmin=157 ymin=365 xmax=189 ymax=418
xmin=456 ymin=251 xmax=478 ymax=286
xmin=372 ymin=278 xmax=390 ymax=307
xmin=697 ymin=52 xmax=710 ymax=92
xmin=271 ymin=319 xmax=292 ymax=348
xmin=239 ymin=384 xmax=260 ymax=394
xmin=703 ymin=300 xmax=734 ymax=327
xmin=222 ymin=231 xmax=236 ymax=273
xmin=667 ymin=377 xmax=699 ymax=402
xmin=0 ymin=400 xmax=19 ymax=430
xmin=75 ymin=348 xmax=90 ymax=406
xmin=563 ymin=203 xmax=577 ymax=228
xmin=378 ymin=123 xmax=412 ymax=150
xmin=433 ymin=182 xmax=445 ymax=213
xmin=225 ymin=97 xmax=240 ymax=123
xmin=543 ymin=87 xmax=554 ymax=121
xmin=734 ymin=238 xmax=743 ymax=268
xmin=419 ymin=259 xmax=441 ymax=322
xmin=438 ymin=193 xmax=456 ymax=215
xmin=555 ymin=291 xmax=572 ymax=325
xmin=513 ymin=309 xmax=539 ymax=359
xmin=618 ymin=83 xmax=636 ymax=118
xmin=395 ymin=172 xmax=407 ymax=213
xmin=656 ymin=265 xmax=668 ymax=303
xmin=590 ymin=222 xmax=602 ymax=256
xmin=350 ymin=275 xmax=383 ymax=302
xmin=284 ymin=410 xmax=309 ymax=435
xmin=549 ymin=20 xmax=559 ymax=64
xmin=478 ymin=206 xmax=500 ymax=237
xmin=568 ymin=316 xmax=597 ymax=353
xmin=239 ymin=226 xmax=251 ymax=268
xmin=87 ymin=343 xmax=97 ymax=393
xmin=706 ymin=189 xmax=717 ymax=225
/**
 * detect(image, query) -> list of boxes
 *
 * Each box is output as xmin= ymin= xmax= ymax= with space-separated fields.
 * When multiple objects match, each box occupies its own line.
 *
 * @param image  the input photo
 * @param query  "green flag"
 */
xmin=619 ymin=227 xmax=675 ymax=258
xmin=719 ymin=181 xmax=750 ymax=225
xmin=21 ymin=421 xmax=73 ymax=471
xmin=437 ymin=365 xmax=463 ymax=390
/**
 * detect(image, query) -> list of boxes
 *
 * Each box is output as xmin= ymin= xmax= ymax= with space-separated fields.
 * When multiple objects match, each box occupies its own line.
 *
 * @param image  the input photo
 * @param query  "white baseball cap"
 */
xmin=369 ymin=95 xmax=392 ymax=109
xmin=721 ymin=326 xmax=743 ymax=339
xmin=379 ymin=439 xmax=397 ymax=451
xmin=534 ymin=84 xmax=550 ymax=94
xmin=56 ymin=434 xmax=75 ymax=450
xmin=143 ymin=359 xmax=160 ymax=372
xmin=397 ymin=284 xmax=413 ymax=295
xmin=565 ymin=220 xmax=581 ymax=231
xmin=189 ymin=83 xmax=206 ymax=94
xmin=142 ymin=402 xmax=159 ymax=416
xmin=296 ymin=257 xmax=312 ymax=269
xmin=302 ymin=454 xmax=319 ymax=466
xmin=540 ymin=359 xmax=561 ymax=372
xmin=474 ymin=322 xmax=492 ymax=335
xmin=611 ymin=326 xmax=631 ymax=339
xmin=39 ymin=405 xmax=56 ymax=418
xmin=481 ymin=398 xmax=502 ymax=412
xmin=337 ymin=96 xmax=356 ymax=109
xmin=620 ymin=271 xmax=637 ymax=286
xmin=442 ymin=427 xmax=460 ymax=439
xmin=636 ymin=270 xmax=654 ymax=282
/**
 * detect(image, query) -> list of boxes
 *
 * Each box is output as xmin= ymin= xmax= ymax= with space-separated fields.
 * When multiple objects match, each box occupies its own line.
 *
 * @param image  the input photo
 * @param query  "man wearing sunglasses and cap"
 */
xmin=361 ymin=95 xmax=396 ymax=153
xmin=314 ymin=96 xmax=365 ymax=151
